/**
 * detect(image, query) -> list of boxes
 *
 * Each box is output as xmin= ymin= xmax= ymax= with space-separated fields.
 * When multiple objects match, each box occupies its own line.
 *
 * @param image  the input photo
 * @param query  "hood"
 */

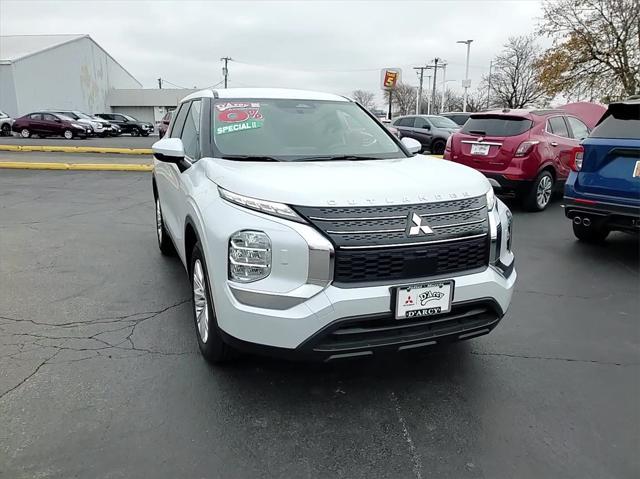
xmin=203 ymin=155 xmax=490 ymax=207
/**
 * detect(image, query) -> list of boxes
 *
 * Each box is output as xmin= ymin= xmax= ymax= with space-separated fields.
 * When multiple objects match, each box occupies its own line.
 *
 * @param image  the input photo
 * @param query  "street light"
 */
xmin=457 ymin=39 xmax=473 ymax=112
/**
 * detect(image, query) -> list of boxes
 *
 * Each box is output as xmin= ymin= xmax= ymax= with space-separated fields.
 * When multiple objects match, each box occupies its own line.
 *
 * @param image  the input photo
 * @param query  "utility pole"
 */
xmin=440 ymin=62 xmax=448 ymax=113
xmin=430 ymin=58 xmax=439 ymax=115
xmin=457 ymin=39 xmax=473 ymax=112
xmin=157 ymin=78 xmax=162 ymax=89
xmin=425 ymin=75 xmax=431 ymax=114
xmin=486 ymin=60 xmax=493 ymax=109
xmin=220 ymin=57 xmax=232 ymax=88
xmin=413 ymin=66 xmax=428 ymax=114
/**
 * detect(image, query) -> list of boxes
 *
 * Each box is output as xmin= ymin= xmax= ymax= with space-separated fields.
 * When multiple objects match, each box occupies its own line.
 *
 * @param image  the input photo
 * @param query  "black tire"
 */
xmin=1 ymin=124 xmax=10 ymax=136
xmin=131 ymin=127 xmax=140 ymax=137
xmin=141 ymin=132 xmax=150 ymax=137
xmin=522 ymin=170 xmax=554 ymax=211
xmin=431 ymin=139 xmax=446 ymax=155
xmin=190 ymin=242 xmax=234 ymax=363
xmin=572 ymin=221 xmax=609 ymax=243
xmin=154 ymin=196 xmax=175 ymax=256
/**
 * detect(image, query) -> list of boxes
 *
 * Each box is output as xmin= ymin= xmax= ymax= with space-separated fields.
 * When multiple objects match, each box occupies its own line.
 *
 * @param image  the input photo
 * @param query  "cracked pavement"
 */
xmin=1 ymin=170 xmax=638 ymax=479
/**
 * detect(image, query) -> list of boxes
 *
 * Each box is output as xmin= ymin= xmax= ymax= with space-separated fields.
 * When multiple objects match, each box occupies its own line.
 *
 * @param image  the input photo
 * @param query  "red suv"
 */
xmin=444 ymin=109 xmax=590 ymax=211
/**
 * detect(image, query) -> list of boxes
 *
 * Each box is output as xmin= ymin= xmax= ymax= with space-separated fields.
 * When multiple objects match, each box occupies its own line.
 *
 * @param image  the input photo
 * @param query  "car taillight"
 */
xmin=570 ymin=146 xmax=584 ymax=171
xmin=514 ymin=140 xmax=539 ymax=157
xmin=445 ymin=135 xmax=452 ymax=152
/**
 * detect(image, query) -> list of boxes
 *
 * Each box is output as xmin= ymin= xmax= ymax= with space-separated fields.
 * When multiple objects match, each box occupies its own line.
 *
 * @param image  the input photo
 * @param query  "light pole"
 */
xmin=457 ymin=40 xmax=473 ymax=112
xmin=441 ymin=79 xmax=456 ymax=113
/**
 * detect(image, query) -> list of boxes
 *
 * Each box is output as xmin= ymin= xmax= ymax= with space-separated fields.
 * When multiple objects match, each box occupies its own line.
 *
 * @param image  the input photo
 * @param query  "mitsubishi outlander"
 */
xmin=152 ymin=88 xmax=516 ymax=362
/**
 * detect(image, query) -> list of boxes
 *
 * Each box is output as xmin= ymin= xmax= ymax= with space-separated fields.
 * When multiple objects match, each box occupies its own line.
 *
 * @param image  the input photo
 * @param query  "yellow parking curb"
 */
xmin=0 ymin=161 xmax=152 ymax=172
xmin=0 ymin=145 xmax=153 ymax=155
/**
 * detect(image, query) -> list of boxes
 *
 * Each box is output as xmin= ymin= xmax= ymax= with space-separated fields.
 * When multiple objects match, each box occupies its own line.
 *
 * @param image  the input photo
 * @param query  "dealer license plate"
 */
xmin=470 ymin=143 xmax=490 ymax=156
xmin=395 ymin=281 xmax=453 ymax=319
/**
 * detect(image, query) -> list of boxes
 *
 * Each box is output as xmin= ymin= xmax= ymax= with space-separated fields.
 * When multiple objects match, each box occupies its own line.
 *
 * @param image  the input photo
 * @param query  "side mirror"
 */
xmin=55 ymin=118 xmax=61 ymax=123
xmin=153 ymin=137 xmax=184 ymax=162
xmin=401 ymin=137 xmax=422 ymax=154
xmin=423 ymin=124 xmax=431 ymax=130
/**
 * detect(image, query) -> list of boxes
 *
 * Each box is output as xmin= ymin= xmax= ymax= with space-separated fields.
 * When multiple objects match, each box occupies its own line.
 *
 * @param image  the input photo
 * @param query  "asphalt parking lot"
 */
xmin=1 ymin=170 xmax=638 ymax=479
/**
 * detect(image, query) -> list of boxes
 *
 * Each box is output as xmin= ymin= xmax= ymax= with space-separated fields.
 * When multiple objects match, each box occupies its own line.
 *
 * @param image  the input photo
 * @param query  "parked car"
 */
xmin=12 ymin=112 xmax=89 ymax=139
xmin=441 ymin=111 xmax=472 ymax=126
xmin=47 ymin=110 xmax=112 ymax=137
xmin=392 ymin=115 xmax=460 ymax=154
xmin=152 ymin=88 xmax=516 ymax=362
xmin=444 ymin=109 xmax=591 ymax=211
xmin=94 ymin=113 xmax=154 ymax=136
xmin=564 ymin=99 xmax=640 ymax=242
xmin=0 ymin=110 xmax=14 ymax=136
xmin=157 ymin=110 xmax=173 ymax=138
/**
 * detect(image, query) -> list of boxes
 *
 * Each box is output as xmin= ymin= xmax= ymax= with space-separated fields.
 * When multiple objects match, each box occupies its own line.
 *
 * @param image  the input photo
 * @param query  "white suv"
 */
xmin=152 ymin=88 xmax=516 ymax=362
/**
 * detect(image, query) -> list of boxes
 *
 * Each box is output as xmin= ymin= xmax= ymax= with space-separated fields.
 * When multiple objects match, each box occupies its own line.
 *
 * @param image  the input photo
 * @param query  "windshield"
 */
xmin=428 ymin=116 xmax=459 ymax=128
xmin=462 ymin=115 xmax=533 ymax=136
xmin=57 ymin=111 xmax=78 ymax=119
xmin=0 ymin=110 xmax=7 ymax=118
xmin=212 ymin=99 xmax=403 ymax=161
xmin=123 ymin=114 xmax=137 ymax=122
xmin=57 ymin=114 xmax=75 ymax=121
xmin=74 ymin=112 xmax=92 ymax=120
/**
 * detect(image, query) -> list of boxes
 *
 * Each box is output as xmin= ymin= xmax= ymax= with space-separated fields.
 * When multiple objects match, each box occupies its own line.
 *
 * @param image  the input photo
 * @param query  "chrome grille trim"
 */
xmin=310 ymin=205 xmax=486 ymax=222
xmin=430 ymin=218 xmax=486 ymax=230
xmin=326 ymin=228 xmax=406 ymax=234
xmin=338 ymin=233 xmax=488 ymax=250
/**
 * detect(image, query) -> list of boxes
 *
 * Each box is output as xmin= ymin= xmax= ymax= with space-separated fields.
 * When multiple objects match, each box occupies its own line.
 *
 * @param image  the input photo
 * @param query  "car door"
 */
xmin=42 ymin=114 xmax=62 ymax=136
xmin=107 ymin=114 xmax=127 ymax=133
xmin=155 ymin=101 xmax=192 ymax=244
xmin=393 ymin=117 xmax=415 ymax=139
xmin=546 ymin=116 xmax=578 ymax=180
xmin=27 ymin=113 xmax=44 ymax=134
xmin=412 ymin=116 xmax=435 ymax=147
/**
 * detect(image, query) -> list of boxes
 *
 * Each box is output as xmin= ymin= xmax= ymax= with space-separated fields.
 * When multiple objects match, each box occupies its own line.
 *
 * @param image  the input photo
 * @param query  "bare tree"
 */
xmin=538 ymin=0 xmax=639 ymax=100
xmin=483 ymin=35 xmax=550 ymax=108
xmin=351 ymin=90 xmax=376 ymax=110
xmin=384 ymin=82 xmax=416 ymax=116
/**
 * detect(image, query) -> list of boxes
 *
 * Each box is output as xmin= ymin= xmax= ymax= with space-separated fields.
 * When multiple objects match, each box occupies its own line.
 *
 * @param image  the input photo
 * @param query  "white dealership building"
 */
xmin=0 ymin=34 xmax=191 ymax=122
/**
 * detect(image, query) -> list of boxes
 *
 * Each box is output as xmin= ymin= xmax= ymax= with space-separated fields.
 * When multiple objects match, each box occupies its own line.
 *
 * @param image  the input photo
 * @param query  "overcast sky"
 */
xmin=1 ymin=0 xmax=545 ymax=107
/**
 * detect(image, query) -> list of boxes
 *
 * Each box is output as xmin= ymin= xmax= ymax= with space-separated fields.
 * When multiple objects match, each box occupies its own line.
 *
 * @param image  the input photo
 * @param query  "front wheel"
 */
xmin=522 ymin=171 xmax=554 ymax=211
xmin=131 ymin=127 xmax=140 ymax=137
xmin=155 ymin=197 xmax=175 ymax=256
xmin=573 ymin=221 xmax=609 ymax=243
xmin=20 ymin=128 xmax=31 ymax=138
xmin=63 ymin=129 xmax=73 ymax=140
xmin=1 ymin=124 xmax=10 ymax=136
xmin=190 ymin=243 xmax=234 ymax=363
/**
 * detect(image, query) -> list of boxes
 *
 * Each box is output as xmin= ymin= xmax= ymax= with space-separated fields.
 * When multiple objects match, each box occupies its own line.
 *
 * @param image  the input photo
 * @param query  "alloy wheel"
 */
xmin=193 ymin=260 xmax=209 ymax=343
xmin=21 ymin=129 xmax=30 ymax=138
xmin=536 ymin=175 xmax=553 ymax=209
xmin=64 ymin=130 xmax=73 ymax=139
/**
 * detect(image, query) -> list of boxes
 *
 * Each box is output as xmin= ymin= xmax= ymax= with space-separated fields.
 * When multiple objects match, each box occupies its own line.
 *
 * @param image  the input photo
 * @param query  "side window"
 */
xmin=414 ymin=117 xmax=430 ymax=129
xmin=397 ymin=117 xmax=414 ymax=127
xmin=548 ymin=116 xmax=569 ymax=138
xmin=181 ymin=100 xmax=202 ymax=160
xmin=43 ymin=114 xmax=57 ymax=121
xmin=170 ymin=102 xmax=190 ymax=138
xmin=29 ymin=113 xmax=42 ymax=120
xmin=566 ymin=116 xmax=589 ymax=140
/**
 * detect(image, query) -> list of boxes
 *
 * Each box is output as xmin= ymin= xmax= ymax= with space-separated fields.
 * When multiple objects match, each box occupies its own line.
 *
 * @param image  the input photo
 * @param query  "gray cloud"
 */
xmin=0 ymin=0 xmax=545 ymax=106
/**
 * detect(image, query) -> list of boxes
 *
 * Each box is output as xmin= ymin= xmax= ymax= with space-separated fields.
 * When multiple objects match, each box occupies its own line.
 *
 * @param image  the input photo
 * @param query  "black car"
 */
xmin=391 ymin=115 xmax=460 ymax=154
xmin=94 ymin=113 xmax=154 ymax=137
xmin=440 ymin=111 xmax=472 ymax=126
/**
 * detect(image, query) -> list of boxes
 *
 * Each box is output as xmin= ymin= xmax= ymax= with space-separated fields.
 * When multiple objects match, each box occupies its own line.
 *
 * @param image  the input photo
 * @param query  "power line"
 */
xmin=160 ymin=79 xmax=189 ymax=89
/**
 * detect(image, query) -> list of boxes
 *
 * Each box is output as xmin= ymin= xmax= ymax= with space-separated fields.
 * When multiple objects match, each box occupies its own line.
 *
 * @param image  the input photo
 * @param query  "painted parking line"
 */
xmin=0 ymin=145 xmax=153 ymax=155
xmin=0 ymin=161 xmax=153 ymax=172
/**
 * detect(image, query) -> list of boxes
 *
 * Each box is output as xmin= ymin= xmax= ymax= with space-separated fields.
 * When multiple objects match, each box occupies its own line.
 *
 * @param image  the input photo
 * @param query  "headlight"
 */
xmin=92 ymin=122 xmax=101 ymax=128
xmin=229 ymin=230 xmax=271 ymax=283
xmin=486 ymin=187 xmax=496 ymax=211
xmin=218 ymin=187 xmax=305 ymax=223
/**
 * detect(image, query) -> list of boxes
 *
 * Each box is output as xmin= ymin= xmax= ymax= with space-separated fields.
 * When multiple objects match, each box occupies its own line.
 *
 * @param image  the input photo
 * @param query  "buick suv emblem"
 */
xmin=407 ymin=213 xmax=433 ymax=236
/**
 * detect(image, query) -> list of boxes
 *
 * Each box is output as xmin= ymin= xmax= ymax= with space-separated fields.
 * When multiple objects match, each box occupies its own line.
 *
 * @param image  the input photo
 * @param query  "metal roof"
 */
xmin=0 ymin=34 xmax=87 ymax=63
xmin=180 ymin=88 xmax=350 ymax=103
xmin=108 ymin=88 xmax=198 ymax=107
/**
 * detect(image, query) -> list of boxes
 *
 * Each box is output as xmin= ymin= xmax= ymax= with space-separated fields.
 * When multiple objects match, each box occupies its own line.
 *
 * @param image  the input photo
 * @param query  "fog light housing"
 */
xmin=229 ymin=230 xmax=271 ymax=283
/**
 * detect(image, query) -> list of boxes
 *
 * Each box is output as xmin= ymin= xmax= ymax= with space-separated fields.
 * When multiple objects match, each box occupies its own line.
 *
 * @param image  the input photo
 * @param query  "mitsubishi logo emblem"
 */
xmin=407 ymin=213 xmax=433 ymax=236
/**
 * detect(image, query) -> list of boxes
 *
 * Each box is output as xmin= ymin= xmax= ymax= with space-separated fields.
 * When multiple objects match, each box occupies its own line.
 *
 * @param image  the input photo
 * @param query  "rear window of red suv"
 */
xmin=461 ymin=115 xmax=533 ymax=137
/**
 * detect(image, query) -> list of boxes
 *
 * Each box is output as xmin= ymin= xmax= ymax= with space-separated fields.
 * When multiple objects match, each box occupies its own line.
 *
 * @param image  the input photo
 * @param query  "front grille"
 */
xmin=334 ymin=235 xmax=488 ymax=283
xmin=308 ymin=301 xmax=501 ymax=354
xmin=294 ymin=195 xmax=490 ymax=283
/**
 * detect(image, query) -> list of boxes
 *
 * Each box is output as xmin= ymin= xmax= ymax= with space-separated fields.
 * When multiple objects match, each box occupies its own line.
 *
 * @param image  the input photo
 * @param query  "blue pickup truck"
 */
xmin=564 ymin=100 xmax=640 ymax=242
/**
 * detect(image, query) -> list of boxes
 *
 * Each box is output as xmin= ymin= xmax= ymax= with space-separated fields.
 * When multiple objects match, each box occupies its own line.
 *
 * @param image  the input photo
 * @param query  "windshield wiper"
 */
xmin=295 ymin=155 xmax=380 ymax=162
xmin=220 ymin=155 xmax=281 ymax=162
